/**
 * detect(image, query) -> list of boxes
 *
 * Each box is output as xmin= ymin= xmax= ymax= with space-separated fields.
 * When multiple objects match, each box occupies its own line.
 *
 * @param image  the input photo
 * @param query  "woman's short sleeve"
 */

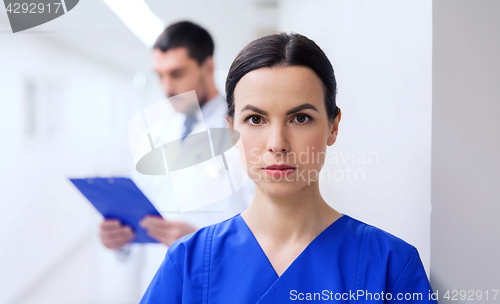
xmin=387 ymin=248 xmax=438 ymax=303
xmin=139 ymin=251 xmax=183 ymax=303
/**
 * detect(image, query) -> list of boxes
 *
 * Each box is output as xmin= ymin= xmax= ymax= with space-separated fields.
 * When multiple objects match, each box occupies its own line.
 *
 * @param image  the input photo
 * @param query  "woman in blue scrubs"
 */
xmin=140 ymin=33 xmax=438 ymax=303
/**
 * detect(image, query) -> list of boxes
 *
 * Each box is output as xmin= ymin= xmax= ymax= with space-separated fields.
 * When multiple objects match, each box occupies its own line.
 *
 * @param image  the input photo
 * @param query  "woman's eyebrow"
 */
xmin=285 ymin=103 xmax=319 ymax=115
xmin=240 ymin=103 xmax=319 ymax=115
xmin=240 ymin=105 xmax=268 ymax=115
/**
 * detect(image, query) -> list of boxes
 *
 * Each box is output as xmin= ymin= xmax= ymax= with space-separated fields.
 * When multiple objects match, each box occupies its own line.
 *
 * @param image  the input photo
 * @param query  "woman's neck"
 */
xmin=241 ymin=180 xmax=342 ymax=247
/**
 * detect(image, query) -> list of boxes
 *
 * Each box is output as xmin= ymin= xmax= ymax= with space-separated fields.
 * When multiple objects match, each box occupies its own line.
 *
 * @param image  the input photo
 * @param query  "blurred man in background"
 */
xmin=97 ymin=20 xmax=252 ymax=293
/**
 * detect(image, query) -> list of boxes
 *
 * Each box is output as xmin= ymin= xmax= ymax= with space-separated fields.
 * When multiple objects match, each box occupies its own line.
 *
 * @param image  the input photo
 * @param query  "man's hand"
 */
xmin=140 ymin=216 xmax=197 ymax=246
xmin=99 ymin=219 xmax=135 ymax=249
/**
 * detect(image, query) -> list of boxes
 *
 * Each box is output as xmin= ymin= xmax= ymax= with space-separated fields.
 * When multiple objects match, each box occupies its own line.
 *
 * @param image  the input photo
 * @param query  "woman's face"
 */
xmin=229 ymin=66 xmax=340 ymax=197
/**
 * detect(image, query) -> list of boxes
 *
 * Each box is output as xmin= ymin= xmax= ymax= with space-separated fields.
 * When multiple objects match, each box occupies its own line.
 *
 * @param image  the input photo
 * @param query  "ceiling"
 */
xmin=1 ymin=0 xmax=278 ymax=75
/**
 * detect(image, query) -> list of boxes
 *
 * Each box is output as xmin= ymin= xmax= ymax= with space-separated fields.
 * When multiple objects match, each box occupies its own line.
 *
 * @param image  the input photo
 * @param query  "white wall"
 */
xmin=278 ymin=0 xmax=433 ymax=274
xmin=431 ymin=0 xmax=500 ymax=300
xmin=0 ymin=21 xmax=161 ymax=302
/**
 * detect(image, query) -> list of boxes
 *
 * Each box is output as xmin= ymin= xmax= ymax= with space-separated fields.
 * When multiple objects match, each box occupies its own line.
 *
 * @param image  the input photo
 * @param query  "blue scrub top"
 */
xmin=140 ymin=214 xmax=438 ymax=303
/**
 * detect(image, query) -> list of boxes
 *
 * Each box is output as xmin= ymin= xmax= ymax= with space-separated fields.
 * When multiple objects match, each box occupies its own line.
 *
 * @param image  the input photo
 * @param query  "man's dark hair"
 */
xmin=226 ymin=32 xmax=340 ymax=122
xmin=154 ymin=21 xmax=214 ymax=66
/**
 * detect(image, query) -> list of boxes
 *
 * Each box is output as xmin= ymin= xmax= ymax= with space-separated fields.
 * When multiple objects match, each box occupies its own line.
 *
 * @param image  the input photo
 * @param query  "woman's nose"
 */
xmin=267 ymin=124 xmax=289 ymax=154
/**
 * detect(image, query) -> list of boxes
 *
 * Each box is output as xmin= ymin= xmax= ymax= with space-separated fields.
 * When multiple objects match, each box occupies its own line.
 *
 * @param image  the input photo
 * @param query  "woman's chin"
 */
xmin=255 ymin=181 xmax=304 ymax=198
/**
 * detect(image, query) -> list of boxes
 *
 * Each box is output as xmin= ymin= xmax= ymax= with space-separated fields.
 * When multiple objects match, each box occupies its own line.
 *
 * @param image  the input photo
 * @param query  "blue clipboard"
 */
xmin=69 ymin=177 xmax=162 ymax=243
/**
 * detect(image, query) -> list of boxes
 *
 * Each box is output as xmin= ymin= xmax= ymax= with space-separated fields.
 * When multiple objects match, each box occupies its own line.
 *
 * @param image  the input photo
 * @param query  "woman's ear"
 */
xmin=327 ymin=110 xmax=341 ymax=146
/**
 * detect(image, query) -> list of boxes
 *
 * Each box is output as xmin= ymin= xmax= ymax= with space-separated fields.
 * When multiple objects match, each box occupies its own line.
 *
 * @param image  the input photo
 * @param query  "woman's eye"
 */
xmin=246 ymin=115 xmax=263 ymax=125
xmin=293 ymin=114 xmax=311 ymax=124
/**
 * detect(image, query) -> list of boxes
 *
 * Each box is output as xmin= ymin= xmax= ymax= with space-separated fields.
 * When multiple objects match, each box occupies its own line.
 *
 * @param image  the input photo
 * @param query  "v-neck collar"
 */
xmin=235 ymin=213 xmax=348 ymax=278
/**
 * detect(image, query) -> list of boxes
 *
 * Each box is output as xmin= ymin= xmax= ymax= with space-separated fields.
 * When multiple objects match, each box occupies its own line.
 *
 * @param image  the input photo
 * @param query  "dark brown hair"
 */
xmin=225 ymin=32 xmax=340 ymax=122
xmin=154 ymin=21 xmax=214 ymax=66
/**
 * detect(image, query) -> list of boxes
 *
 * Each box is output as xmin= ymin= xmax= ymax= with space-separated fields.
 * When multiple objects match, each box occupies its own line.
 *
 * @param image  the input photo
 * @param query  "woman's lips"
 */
xmin=262 ymin=165 xmax=297 ymax=178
